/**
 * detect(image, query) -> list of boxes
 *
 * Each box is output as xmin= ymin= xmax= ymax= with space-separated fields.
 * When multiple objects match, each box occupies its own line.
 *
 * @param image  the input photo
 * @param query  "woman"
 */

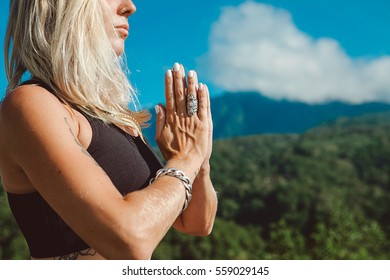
xmin=0 ymin=0 xmax=217 ymax=260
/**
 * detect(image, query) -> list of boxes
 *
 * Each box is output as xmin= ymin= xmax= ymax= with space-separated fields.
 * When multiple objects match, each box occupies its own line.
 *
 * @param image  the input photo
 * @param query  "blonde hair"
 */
xmin=4 ymin=0 xmax=150 ymax=134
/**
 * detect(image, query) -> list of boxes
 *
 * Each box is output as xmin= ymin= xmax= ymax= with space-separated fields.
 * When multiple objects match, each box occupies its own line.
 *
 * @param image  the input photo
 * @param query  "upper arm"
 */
xmin=1 ymin=86 xmax=131 ymax=257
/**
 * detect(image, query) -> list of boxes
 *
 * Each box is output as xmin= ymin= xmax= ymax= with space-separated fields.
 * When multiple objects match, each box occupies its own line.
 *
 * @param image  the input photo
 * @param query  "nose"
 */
xmin=118 ymin=0 xmax=136 ymax=18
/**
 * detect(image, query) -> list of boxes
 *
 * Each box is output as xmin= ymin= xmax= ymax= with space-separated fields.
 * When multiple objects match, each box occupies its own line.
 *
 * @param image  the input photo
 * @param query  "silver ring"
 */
xmin=187 ymin=93 xmax=198 ymax=116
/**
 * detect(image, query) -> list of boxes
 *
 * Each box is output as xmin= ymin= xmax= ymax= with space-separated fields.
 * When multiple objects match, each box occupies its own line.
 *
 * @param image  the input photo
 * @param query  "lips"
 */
xmin=115 ymin=24 xmax=129 ymax=37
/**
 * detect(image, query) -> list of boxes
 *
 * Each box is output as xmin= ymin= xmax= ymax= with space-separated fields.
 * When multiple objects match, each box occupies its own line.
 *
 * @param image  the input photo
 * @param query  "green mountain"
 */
xmin=154 ymin=111 xmax=390 ymax=259
xmin=1 ymin=111 xmax=390 ymax=259
xmin=143 ymin=92 xmax=390 ymax=145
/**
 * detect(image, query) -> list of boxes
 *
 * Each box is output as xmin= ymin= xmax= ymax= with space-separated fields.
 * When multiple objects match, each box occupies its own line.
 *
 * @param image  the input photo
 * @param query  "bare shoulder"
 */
xmin=0 ymin=84 xmax=70 ymax=128
xmin=0 ymin=85 xmax=78 ymax=192
xmin=0 ymin=84 xmax=79 ymax=147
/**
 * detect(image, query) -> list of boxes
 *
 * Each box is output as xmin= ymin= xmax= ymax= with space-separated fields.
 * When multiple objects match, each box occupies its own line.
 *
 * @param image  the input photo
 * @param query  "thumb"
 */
xmin=155 ymin=104 xmax=166 ymax=139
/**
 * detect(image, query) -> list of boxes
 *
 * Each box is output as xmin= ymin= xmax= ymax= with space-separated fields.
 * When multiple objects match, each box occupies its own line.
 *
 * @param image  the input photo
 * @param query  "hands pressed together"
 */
xmin=155 ymin=63 xmax=213 ymax=179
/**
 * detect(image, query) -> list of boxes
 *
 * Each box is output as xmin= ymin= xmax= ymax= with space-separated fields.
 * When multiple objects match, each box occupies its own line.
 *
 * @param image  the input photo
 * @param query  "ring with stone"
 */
xmin=187 ymin=93 xmax=198 ymax=116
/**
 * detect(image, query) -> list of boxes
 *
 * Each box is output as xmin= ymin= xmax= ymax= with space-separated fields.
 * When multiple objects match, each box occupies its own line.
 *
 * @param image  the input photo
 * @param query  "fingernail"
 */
xmin=173 ymin=63 xmax=180 ymax=72
xmin=199 ymin=83 xmax=204 ymax=90
xmin=188 ymin=70 xmax=194 ymax=78
xmin=154 ymin=105 xmax=160 ymax=115
xmin=166 ymin=69 xmax=172 ymax=77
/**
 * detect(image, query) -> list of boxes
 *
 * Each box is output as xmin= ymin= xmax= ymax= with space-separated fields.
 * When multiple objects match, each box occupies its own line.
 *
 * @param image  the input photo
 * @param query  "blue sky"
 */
xmin=1 ymin=0 xmax=390 ymax=106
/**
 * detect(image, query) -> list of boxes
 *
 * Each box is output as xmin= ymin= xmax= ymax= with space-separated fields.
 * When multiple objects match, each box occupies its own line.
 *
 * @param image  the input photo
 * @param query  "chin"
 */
xmin=114 ymin=46 xmax=125 ymax=56
xmin=112 ymin=41 xmax=125 ymax=56
xmin=115 ymin=49 xmax=125 ymax=56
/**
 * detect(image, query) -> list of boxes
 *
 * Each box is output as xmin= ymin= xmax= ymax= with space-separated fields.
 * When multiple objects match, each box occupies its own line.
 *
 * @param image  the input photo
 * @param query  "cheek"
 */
xmin=100 ymin=2 xmax=125 ymax=55
xmin=104 ymin=24 xmax=124 ymax=55
xmin=101 ymin=2 xmax=116 ymax=37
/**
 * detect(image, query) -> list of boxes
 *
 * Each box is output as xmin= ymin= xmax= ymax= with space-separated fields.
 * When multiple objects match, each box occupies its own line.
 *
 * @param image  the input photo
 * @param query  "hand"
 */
xmin=184 ymin=65 xmax=213 ymax=171
xmin=200 ymin=83 xmax=213 ymax=172
xmin=155 ymin=63 xmax=210 ymax=173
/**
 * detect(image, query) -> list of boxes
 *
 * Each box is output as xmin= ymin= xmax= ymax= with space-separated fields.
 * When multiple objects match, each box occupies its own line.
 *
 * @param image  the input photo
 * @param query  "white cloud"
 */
xmin=199 ymin=1 xmax=390 ymax=104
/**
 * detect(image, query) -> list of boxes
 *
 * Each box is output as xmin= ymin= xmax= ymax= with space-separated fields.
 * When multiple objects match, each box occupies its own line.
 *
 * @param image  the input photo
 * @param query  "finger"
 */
xmin=204 ymin=84 xmax=212 ymax=126
xmin=173 ymin=62 xmax=186 ymax=116
xmin=164 ymin=70 xmax=175 ymax=114
xmin=197 ymin=83 xmax=208 ymax=121
xmin=187 ymin=70 xmax=198 ymax=117
xmin=205 ymin=84 xmax=213 ymax=139
xmin=187 ymin=70 xmax=198 ymax=96
xmin=181 ymin=64 xmax=186 ymax=85
xmin=204 ymin=84 xmax=211 ymax=117
xmin=155 ymin=104 xmax=166 ymax=140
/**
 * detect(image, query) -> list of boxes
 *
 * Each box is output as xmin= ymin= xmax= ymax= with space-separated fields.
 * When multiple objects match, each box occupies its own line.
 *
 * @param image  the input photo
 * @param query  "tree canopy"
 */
xmin=2 ymin=112 xmax=390 ymax=259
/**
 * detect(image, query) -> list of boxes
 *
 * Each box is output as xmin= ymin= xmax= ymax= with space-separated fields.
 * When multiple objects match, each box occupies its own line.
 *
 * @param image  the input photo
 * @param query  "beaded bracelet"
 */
xmin=150 ymin=168 xmax=193 ymax=212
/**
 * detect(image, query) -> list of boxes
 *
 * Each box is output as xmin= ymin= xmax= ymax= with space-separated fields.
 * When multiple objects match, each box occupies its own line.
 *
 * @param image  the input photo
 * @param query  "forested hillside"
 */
xmin=1 ymin=112 xmax=390 ymax=259
xmin=154 ymin=112 xmax=390 ymax=259
xmin=143 ymin=92 xmax=390 ymax=144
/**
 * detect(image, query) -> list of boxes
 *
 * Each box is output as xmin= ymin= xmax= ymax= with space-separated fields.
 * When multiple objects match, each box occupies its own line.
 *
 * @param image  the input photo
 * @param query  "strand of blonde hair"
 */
xmin=4 ymin=0 xmax=150 ymax=134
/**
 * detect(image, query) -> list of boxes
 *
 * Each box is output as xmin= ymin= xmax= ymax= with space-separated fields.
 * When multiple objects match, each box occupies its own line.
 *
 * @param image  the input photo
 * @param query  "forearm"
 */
xmin=119 ymin=158 xmax=199 ymax=258
xmin=122 ymin=177 xmax=183 ymax=246
xmin=173 ymin=163 xmax=218 ymax=235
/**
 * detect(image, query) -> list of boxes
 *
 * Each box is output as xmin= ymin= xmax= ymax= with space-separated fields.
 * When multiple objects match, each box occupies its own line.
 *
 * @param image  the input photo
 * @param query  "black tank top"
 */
xmin=6 ymin=81 xmax=163 ymax=258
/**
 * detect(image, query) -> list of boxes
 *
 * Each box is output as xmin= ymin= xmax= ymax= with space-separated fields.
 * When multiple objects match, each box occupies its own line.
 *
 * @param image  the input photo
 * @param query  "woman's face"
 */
xmin=102 ymin=0 xmax=136 ymax=56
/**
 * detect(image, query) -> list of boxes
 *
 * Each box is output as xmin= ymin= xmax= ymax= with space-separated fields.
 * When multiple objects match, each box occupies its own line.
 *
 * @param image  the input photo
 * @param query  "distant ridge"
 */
xmin=143 ymin=91 xmax=390 ymax=145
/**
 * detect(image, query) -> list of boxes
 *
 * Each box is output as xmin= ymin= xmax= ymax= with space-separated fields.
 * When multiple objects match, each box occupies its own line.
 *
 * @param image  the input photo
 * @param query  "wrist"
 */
xmin=199 ymin=162 xmax=211 ymax=175
xmin=150 ymin=167 xmax=192 ymax=213
xmin=165 ymin=158 xmax=201 ymax=182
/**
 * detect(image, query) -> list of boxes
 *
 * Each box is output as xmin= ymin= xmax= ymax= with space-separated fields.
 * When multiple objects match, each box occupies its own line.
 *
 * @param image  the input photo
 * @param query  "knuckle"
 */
xmin=199 ymin=102 xmax=207 ymax=111
xmin=167 ymin=90 xmax=174 ymax=98
xmin=188 ymin=79 xmax=196 ymax=86
xmin=167 ymin=100 xmax=174 ymax=107
xmin=174 ymin=71 xmax=184 ymax=79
